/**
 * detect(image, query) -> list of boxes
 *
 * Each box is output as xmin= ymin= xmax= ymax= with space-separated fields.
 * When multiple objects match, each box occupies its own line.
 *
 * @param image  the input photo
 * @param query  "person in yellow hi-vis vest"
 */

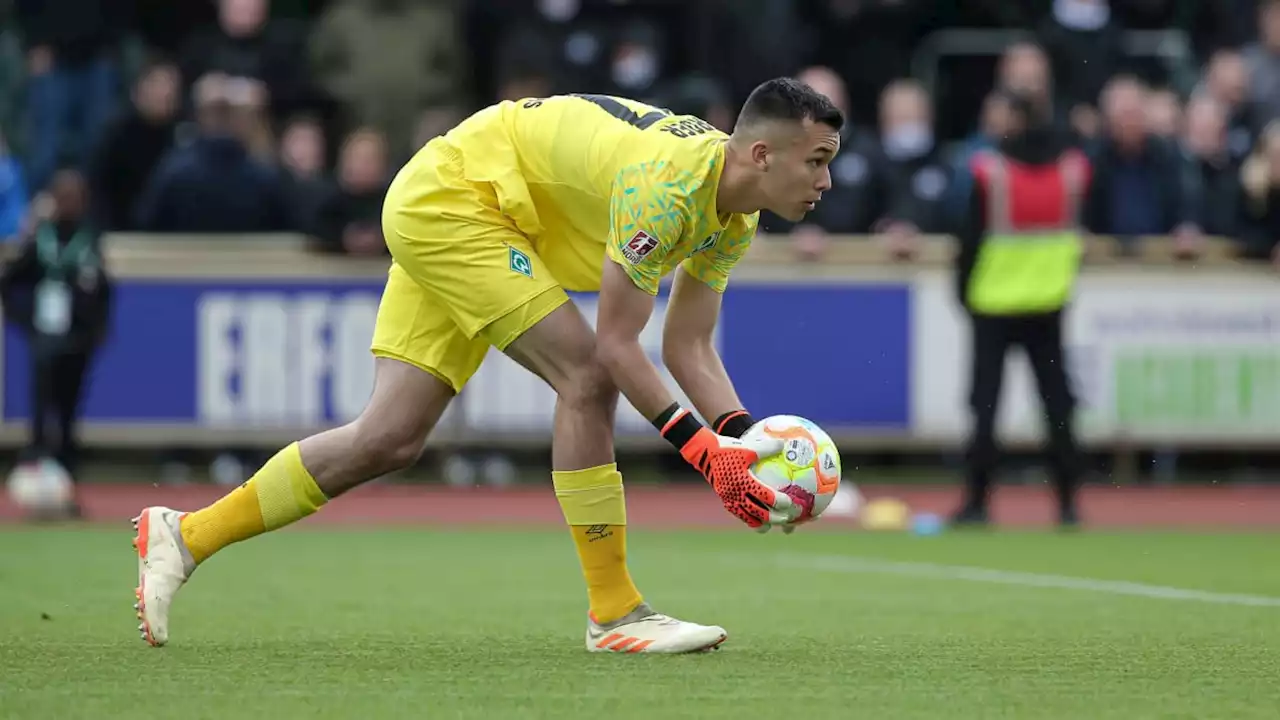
xmin=951 ymin=91 xmax=1093 ymax=529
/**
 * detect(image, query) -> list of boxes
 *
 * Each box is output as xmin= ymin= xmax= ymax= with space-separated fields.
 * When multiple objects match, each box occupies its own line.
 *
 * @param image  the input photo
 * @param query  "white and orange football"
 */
xmin=742 ymin=415 xmax=843 ymax=523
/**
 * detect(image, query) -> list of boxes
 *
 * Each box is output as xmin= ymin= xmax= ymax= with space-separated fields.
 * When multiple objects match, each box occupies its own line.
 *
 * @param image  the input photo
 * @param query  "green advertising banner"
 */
xmin=1112 ymin=350 xmax=1280 ymax=429
xmin=914 ymin=271 xmax=1280 ymax=444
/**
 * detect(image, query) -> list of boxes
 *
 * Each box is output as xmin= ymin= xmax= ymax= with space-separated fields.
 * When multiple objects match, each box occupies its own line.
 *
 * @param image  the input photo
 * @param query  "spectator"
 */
xmin=966 ymin=91 xmax=1017 ymax=156
xmin=88 ymin=61 xmax=181 ymax=231
xmin=1039 ymin=0 xmax=1125 ymax=124
xmin=1243 ymin=0 xmax=1280 ymax=126
xmin=871 ymin=79 xmax=953 ymax=259
xmin=134 ymin=73 xmax=287 ymax=233
xmin=949 ymin=91 xmax=1018 ymax=219
xmin=232 ymin=78 xmax=278 ymax=164
xmin=0 ymin=168 xmax=111 ymax=490
xmin=1182 ymin=95 xmax=1240 ymax=238
xmin=1237 ymin=122 xmax=1280 ymax=264
xmin=1146 ymin=88 xmax=1182 ymax=140
xmin=16 ymin=0 xmax=129 ymax=191
xmin=310 ymin=0 xmax=466 ymax=158
xmin=996 ymin=42 xmax=1055 ymax=120
xmin=0 ymin=132 xmax=29 ymax=241
xmin=604 ymin=21 xmax=665 ymax=101
xmin=996 ymin=41 xmax=1106 ymax=140
xmin=1084 ymin=76 xmax=1203 ymax=254
xmin=314 ymin=128 xmax=390 ymax=257
xmin=278 ymin=115 xmax=330 ymax=234
xmin=1200 ymin=49 xmax=1260 ymax=161
xmin=180 ymin=0 xmax=315 ymax=124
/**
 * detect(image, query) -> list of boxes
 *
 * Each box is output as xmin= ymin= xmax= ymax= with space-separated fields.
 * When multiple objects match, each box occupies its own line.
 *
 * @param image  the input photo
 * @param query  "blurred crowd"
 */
xmin=0 ymin=0 xmax=1279 ymax=264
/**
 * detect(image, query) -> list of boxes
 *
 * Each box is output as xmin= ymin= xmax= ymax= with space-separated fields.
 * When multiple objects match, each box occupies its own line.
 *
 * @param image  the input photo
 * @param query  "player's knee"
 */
xmin=352 ymin=419 xmax=427 ymax=473
xmin=558 ymin=362 xmax=617 ymax=415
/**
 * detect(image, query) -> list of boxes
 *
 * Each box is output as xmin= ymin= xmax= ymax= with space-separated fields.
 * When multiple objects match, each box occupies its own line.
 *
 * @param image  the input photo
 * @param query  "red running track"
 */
xmin=2 ymin=483 xmax=1278 ymax=529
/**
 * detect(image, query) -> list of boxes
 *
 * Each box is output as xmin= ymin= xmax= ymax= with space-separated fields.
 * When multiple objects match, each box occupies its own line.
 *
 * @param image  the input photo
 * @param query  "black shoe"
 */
xmin=950 ymin=505 xmax=990 ymax=528
xmin=1058 ymin=505 xmax=1080 ymax=529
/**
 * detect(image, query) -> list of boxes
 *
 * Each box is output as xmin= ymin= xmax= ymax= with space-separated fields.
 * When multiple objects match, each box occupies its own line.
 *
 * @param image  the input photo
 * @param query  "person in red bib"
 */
xmin=952 ymin=91 xmax=1093 ymax=528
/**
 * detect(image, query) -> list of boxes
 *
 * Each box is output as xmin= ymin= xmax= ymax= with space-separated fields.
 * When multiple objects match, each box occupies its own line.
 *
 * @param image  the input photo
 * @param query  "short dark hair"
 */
xmin=735 ymin=77 xmax=844 ymax=133
xmin=992 ymin=88 xmax=1044 ymax=127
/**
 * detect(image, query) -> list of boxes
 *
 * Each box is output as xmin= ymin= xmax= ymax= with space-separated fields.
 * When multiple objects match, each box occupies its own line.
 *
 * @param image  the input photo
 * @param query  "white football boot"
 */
xmin=586 ymin=602 xmax=727 ymax=653
xmin=132 ymin=506 xmax=196 ymax=647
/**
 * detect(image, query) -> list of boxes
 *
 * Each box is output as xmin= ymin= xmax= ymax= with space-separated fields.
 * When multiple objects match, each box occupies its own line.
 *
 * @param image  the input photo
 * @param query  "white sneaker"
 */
xmin=132 ymin=506 xmax=196 ymax=647
xmin=586 ymin=603 xmax=727 ymax=654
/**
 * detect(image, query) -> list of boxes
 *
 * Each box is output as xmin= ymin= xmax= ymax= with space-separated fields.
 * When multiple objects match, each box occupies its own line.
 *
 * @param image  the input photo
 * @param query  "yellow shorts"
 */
xmin=370 ymin=139 xmax=569 ymax=392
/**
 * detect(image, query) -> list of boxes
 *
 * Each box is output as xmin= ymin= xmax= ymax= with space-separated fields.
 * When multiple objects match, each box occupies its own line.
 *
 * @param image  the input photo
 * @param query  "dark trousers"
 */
xmin=963 ymin=310 xmax=1081 ymax=514
xmin=23 ymin=57 xmax=120 ymax=191
xmin=29 ymin=344 xmax=93 ymax=477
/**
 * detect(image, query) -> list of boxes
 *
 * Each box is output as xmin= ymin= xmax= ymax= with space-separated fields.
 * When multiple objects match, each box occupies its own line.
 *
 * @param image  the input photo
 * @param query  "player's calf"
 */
xmin=501 ymin=302 xmax=657 ymax=627
xmin=311 ymin=410 xmax=432 ymax=497
xmin=180 ymin=359 xmax=450 ymax=561
xmin=131 ymin=358 xmax=454 ymax=646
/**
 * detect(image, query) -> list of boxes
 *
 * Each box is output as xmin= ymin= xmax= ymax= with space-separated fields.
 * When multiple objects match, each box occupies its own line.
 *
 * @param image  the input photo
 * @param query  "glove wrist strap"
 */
xmin=653 ymin=402 xmax=703 ymax=453
xmin=713 ymin=410 xmax=755 ymax=439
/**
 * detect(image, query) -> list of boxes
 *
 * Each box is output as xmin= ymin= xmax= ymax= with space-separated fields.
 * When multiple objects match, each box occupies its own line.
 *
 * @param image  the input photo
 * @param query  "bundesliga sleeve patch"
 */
xmin=621 ymin=231 xmax=659 ymax=264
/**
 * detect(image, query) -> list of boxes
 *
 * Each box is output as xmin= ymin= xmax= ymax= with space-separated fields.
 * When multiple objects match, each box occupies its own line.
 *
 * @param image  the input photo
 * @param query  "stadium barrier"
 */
xmin=0 ymin=233 xmax=1276 ymax=451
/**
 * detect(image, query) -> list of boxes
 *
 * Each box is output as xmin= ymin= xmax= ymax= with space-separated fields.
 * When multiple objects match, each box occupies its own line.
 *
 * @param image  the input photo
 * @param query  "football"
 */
xmin=743 ymin=414 xmax=843 ymax=523
xmin=6 ymin=458 xmax=75 ymax=514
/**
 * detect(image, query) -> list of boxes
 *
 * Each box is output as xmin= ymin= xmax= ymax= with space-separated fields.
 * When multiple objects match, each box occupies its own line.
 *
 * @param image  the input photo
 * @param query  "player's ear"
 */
xmin=750 ymin=140 xmax=770 ymax=171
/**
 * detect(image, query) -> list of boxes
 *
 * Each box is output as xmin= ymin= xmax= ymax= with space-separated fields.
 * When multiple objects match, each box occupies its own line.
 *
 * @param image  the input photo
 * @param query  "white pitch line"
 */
xmin=764 ymin=554 xmax=1280 ymax=608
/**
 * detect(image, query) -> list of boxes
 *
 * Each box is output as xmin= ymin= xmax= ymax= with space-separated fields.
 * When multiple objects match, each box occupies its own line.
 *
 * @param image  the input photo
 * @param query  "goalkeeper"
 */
xmin=132 ymin=78 xmax=844 ymax=653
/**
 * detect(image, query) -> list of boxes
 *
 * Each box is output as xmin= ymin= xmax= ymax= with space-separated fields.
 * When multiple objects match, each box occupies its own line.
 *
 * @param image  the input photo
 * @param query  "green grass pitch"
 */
xmin=1 ymin=527 xmax=1277 ymax=719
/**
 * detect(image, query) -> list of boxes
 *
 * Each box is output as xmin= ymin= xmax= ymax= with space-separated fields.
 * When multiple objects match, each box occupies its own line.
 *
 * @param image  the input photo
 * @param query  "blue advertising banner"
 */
xmin=2 ymin=279 xmax=911 ymax=436
xmin=717 ymin=285 xmax=910 ymax=429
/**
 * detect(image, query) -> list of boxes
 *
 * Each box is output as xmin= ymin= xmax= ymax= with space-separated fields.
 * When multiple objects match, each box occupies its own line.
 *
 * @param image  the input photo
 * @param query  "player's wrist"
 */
xmin=713 ymin=410 xmax=755 ymax=439
xmin=653 ymin=402 xmax=709 ymax=461
xmin=654 ymin=402 xmax=702 ymax=446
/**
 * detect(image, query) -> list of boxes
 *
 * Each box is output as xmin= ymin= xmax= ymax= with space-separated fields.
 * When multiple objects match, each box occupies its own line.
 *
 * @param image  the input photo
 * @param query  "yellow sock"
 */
xmin=553 ymin=463 xmax=643 ymax=624
xmin=180 ymin=442 xmax=328 ymax=564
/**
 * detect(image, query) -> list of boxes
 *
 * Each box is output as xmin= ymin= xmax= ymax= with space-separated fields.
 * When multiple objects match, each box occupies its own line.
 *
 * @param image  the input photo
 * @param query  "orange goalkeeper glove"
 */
xmin=654 ymin=404 xmax=795 ymax=530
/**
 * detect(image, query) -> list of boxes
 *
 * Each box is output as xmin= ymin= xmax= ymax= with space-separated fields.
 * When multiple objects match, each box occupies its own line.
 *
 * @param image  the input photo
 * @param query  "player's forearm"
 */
xmin=663 ymin=338 xmax=743 ymax=426
xmin=597 ymin=336 xmax=678 ymax=424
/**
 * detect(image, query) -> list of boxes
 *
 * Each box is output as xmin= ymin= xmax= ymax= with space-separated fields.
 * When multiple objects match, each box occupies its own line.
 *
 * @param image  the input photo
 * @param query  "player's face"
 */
xmin=761 ymin=120 xmax=840 ymax=222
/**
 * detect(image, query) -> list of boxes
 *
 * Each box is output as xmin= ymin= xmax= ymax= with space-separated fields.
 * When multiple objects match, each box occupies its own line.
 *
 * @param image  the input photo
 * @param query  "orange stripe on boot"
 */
xmin=610 ymin=636 xmax=640 ymax=651
xmin=596 ymin=633 xmax=624 ymax=649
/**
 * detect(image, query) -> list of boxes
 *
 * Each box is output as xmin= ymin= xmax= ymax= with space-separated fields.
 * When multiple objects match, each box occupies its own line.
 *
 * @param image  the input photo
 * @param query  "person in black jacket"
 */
xmin=1181 ymin=95 xmax=1241 ymax=239
xmin=870 ymin=79 xmax=953 ymax=257
xmin=1236 ymin=121 xmax=1280 ymax=263
xmin=1084 ymin=76 xmax=1205 ymax=253
xmin=312 ymin=128 xmax=390 ymax=256
xmin=952 ymin=92 xmax=1092 ymax=528
xmin=89 ymin=61 xmax=181 ymax=231
xmin=0 ymin=168 xmax=112 ymax=492
xmin=133 ymin=73 xmax=288 ymax=233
